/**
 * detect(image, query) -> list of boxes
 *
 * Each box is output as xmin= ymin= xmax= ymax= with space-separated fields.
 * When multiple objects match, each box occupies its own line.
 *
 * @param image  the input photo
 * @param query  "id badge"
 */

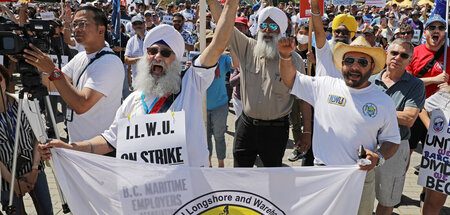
xmin=66 ymin=108 xmax=73 ymax=122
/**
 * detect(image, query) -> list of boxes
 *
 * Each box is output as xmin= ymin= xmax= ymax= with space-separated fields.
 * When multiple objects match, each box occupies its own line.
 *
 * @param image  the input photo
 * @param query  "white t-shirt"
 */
xmin=102 ymin=58 xmax=216 ymax=167
xmin=315 ymin=41 xmax=343 ymax=78
xmin=124 ymin=33 xmax=145 ymax=82
xmin=62 ymin=47 xmax=125 ymax=143
xmin=291 ymin=73 xmax=401 ymax=165
xmin=180 ymin=9 xmax=196 ymax=32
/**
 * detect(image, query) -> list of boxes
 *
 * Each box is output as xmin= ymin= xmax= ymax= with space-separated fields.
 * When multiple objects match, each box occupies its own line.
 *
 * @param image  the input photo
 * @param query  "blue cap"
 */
xmin=425 ymin=14 xmax=446 ymax=29
xmin=252 ymin=4 xmax=260 ymax=11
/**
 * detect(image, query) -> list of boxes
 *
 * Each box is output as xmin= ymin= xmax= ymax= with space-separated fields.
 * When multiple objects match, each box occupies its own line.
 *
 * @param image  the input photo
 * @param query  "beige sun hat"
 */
xmin=334 ymin=36 xmax=387 ymax=75
xmin=194 ymin=30 xmax=214 ymax=50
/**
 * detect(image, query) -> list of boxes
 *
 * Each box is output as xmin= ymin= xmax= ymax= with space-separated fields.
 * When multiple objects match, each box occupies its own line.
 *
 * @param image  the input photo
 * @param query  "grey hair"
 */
xmin=388 ymin=38 xmax=414 ymax=56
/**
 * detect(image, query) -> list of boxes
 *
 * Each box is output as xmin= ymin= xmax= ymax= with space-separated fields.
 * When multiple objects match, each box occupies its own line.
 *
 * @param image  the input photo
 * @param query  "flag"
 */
xmin=111 ymin=0 xmax=121 ymax=39
xmin=430 ymin=0 xmax=446 ymax=20
xmin=51 ymin=148 xmax=366 ymax=215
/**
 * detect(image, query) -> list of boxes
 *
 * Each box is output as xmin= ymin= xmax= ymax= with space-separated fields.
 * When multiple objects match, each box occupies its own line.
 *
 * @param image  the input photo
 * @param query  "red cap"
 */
xmin=235 ymin=17 xmax=249 ymax=26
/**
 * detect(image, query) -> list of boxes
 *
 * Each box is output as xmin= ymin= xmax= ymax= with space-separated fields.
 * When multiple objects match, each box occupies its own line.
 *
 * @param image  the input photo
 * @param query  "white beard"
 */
xmin=329 ymin=35 xmax=351 ymax=51
xmin=253 ymin=32 xmax=281 ymax=59
xmin=133 ymin=56 xmax=182 ymax=97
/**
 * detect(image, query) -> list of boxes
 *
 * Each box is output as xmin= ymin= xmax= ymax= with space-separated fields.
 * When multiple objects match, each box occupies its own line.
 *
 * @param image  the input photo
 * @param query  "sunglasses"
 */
xmin=334 ymin=29 xmax=351 ymax=36
xmin=389 ymin=16 xmax=395 ymax=19
xmin=173 ymin=20 xmax=182 ymax=23
xmin=390 ymin=51 xmax=410 ymax=59
xmin=427 ymin=25 xmax=446 ymax=31
xmin=260 ymin=23 xmax=278 ymax=31
xmin=343 ymin=57 xmax=371 ymax=68
xmin=400 ymin=31 xmax=413 ymax=35
xmin=132 ymin=22 xmax=143 ymax=25
xmin=148 ymin=47 xmax=173 ymax=58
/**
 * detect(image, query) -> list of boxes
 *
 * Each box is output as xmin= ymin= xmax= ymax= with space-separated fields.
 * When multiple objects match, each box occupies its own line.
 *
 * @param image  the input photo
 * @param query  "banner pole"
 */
xmin=307 ymin=18 xmax=313 ymax=76
xmin=443 ymin=0 xmax=448 ymax=73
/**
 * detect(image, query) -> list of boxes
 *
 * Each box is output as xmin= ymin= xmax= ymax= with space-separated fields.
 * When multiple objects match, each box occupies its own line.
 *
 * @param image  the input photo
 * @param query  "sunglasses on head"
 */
xmin=400 ymin=31 xmax=413 ymax=35
xmin=390 ymin=51 xmax=410 ymax=59
xmin=427 ymin=25 xmax=446 ymax=31
xmin=260 ymin=23 xmax=278 ymax=31
xmin=343 ymin=57 xmax=372 ymax=68
xmin=148 ymin=47 xmax=173 ymax=58
xmin=334 ymin=29 xmax=351 ymax=36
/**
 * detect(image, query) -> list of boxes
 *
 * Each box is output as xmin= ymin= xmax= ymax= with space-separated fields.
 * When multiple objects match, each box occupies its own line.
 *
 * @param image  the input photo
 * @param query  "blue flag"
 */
xmin=430 ymin=0 xmax=446 ymax=20
xmin=111 ymin=0 xmax=121 ymax=39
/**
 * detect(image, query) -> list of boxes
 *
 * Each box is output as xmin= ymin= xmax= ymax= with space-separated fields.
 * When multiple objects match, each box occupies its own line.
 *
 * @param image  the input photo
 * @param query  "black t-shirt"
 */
xmin=296 ymin=46 xmax=316 ymax=76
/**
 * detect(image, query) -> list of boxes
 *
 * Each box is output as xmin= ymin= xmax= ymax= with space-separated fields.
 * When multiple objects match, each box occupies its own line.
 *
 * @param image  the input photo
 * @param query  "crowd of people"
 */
xmin=0 ymin=0 xmax=448 ymax=214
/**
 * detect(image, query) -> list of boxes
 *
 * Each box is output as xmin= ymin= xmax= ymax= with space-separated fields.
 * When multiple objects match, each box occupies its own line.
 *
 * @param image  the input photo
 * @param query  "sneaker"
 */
xmin=288 ymin=146 xmax=306 ymax=162
xmin=420 ymin=191 xmax=425 ymax=208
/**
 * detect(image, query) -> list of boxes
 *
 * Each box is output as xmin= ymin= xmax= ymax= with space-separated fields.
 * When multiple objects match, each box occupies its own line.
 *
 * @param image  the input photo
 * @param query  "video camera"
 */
xmin=0 ymin=19 xmax=57 ymax=91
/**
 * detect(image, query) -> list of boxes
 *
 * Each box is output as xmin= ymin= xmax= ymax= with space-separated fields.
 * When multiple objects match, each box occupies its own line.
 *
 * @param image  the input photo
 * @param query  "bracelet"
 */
xmin=88 ymin=141 xmax=94 ymax=153
xmin=311 ymin=10 xmax=321 ymax=16
xmin=302 ymin=131 xmax=312 ymax=135
xmin=279 ymin=54 xmax=292 ymax=61
xmin=32 ymin=165 xmax=39 ymax=170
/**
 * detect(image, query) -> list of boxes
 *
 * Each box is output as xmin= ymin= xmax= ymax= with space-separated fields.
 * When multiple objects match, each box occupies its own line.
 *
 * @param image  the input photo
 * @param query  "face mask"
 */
xmin=297 ymin=34 xmax=309 ymax=44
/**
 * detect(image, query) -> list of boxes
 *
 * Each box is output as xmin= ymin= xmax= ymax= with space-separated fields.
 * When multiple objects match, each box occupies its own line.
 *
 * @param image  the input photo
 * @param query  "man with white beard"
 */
xmin=38 ymin=0 xmax=239 ymax=167
xmin=310 ymin=0 xmax=357 ymax=78
xmin=208 ymin=1 xmax=305 ymax=167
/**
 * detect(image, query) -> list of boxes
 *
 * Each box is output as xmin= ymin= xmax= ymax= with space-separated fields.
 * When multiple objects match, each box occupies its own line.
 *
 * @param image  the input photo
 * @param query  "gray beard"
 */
xmin=329 ymin=35 xmax=351 ymax=51
xmin=133 ymin=56 xmax=182 ymax=97
xmin=253 ymin=32 xmax=281 ymax=59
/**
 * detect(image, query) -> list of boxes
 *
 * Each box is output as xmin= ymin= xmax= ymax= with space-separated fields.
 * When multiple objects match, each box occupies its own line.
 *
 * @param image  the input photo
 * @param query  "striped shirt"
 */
xmin=0 ymin=100 xmax=43 ymax=191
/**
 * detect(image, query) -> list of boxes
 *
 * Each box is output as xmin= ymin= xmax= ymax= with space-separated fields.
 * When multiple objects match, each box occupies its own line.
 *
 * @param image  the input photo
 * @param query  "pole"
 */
xmin=200 ymin=0 xmax=207 ymax=130
xmin=443 ymin=0 xmax=448 ymax=73
xmin=307 ymin=18 xmax=312 ymax=76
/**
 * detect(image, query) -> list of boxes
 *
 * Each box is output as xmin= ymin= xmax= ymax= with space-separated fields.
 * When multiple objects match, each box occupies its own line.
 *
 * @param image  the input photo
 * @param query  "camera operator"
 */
xmin=23 ymin=6 xmax=124 ymax=145
xmin=0 ymin=65 xmax=53 ymax=215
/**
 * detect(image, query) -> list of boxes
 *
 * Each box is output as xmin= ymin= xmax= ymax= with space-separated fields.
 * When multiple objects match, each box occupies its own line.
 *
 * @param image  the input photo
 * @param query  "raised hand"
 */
xmin=278 ymin=37 xmax=296 ymax=59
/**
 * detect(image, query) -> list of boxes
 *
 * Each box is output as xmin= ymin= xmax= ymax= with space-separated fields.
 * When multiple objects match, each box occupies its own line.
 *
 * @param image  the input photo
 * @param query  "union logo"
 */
xmin=433 ymin=116 xmax=445 ymax=133
xmin=362 ymin=103 xmax=377 ymax=118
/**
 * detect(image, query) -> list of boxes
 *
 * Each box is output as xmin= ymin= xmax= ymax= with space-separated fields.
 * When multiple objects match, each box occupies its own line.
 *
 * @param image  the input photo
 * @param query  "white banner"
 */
xmin=365 ymin=0 xmax=386 ymax=7
xmin=332 ymin=0 xmax=353 ymax=5
xmin=117 ymin=111 xmax=189 ymax=165
xmin=40 ymin=12 xmax=55 ymax=20
xmin=418 ymin=109 xmax=450 ymax=195
xmin=51 ymin=148 xmax=366 ymax=215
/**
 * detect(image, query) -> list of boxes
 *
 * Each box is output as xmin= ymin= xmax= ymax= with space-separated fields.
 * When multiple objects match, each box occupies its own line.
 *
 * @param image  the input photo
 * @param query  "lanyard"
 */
xmin=0 ymin=97 xmax=16 ymax=143
xmin=141 ymin=93 xmax=159 ymax=114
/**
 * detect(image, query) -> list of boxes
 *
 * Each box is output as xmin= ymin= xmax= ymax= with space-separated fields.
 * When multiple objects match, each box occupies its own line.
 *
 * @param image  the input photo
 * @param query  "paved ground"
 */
xmin=18 ymin=104 xmax=450 ymax=215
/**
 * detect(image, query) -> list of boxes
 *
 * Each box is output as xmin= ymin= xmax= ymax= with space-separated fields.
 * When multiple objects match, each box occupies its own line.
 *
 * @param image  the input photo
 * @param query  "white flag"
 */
xmin=51 ymin=148 xmax=366 ymax=215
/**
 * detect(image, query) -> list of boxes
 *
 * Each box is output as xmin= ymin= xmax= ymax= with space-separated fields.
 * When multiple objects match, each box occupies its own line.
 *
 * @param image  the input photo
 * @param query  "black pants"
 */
xmin=233 ymin=113 xmax=289 ymax=167
xmin=409 ymin=117 xmax=427 ymax=150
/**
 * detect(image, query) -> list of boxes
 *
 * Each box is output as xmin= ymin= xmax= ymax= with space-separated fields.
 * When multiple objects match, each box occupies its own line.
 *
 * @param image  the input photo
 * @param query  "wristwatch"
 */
xmin=49 ymin=69 xmax=64 ymax=81
xmin=375 ymin=151 xmax=385 ymax=167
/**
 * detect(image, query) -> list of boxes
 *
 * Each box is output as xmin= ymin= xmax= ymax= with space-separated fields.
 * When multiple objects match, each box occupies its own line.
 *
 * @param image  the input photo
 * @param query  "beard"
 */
xmin=329 ymin=35 xmax=351 ymax=51
xmin=253 ymin=32 xmax=281 ymax=59
xmin=133 ymin=56 xmax=182 ymax=97
xmin=342 ymin=68 xmax=372 ymax=88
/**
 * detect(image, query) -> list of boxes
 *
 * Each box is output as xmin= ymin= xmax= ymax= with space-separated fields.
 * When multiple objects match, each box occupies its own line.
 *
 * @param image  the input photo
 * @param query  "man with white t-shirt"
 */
xmin=125 ymin=15 xmax=147 ymax=84
xmin=24 ymin=6 xmax=124 ymax=144
xmin=38 ymin=0 xmax=238 ymax=167
xmin=278 ymin=36 xmax=400 ymax=215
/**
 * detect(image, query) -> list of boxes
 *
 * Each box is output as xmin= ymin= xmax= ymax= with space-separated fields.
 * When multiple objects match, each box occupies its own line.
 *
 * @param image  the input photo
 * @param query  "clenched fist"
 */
xmin=278 ymin=37 xmax=296 ymax=59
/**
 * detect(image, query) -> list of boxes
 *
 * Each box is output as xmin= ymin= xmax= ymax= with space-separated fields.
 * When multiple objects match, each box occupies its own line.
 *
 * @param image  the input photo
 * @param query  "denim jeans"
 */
xmin=207 ymin=103 xmax=229 ymax=160
xmin=1 ymin=171 xmax=53 ymax=215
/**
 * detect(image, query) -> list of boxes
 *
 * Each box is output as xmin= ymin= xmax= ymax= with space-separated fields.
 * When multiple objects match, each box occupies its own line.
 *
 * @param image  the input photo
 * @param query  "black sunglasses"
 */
xmin=400 ymin=31 xmax=413 ymax=35
xmin=148 ymin=47 xmax=173 ymax=58
xmin=173 ymin=20 xmax=182 ymax=23
xmin=132 ymin=21 xmax=143 ymax=25
xmin=427 ymin=25 xmax=446 ymax=31
xmin=390 ymin=51 xmax=410 ymax=59
xmin=343 ymin=57 xmax=371 ymax=68
xmin=334 ymin=29 xmax=351 ymax=36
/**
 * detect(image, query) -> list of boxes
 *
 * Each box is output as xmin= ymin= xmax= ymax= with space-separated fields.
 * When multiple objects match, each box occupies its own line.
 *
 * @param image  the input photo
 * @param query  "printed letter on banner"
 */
xmin=418 ymin=109 xmax=450 ymax=195
xmin=116 ymin=111 xmax=189 ymax=166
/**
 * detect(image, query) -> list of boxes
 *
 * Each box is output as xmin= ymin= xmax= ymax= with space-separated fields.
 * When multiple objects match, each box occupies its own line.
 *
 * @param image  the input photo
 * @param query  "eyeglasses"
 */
xmin=148 ymin=47 xmax=173 ymax=58
xmin=71 ymin=20 xmax=89 ymax=30
xmin=342 ymin=57 xmax=372 ymax=68
xmin=389 ymin=16 xmax=395 ymax=19
xmin=427 ymin=25 xmax=446 ymax=31
xmin=390 ymin=51 xmax=410 ymax=59
xmin=260 ymin=23 xmax=278 ymax=31
xmin=132 ymin=21 xmax=143 ymax=25
xmin=400 ymin=31 xmax=413 ymax=35
xmin=334 ymin=29 xmax=351 ymax=36
xmin=145 ymin=14 xmax=152 ymax=17
xmin=173 ymin=20 xmax=182 ymax=23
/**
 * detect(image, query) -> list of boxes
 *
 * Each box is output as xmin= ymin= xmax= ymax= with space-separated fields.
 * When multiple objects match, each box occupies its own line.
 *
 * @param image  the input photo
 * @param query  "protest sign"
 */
xmin=299 ymin=0 xmax=324 ymax=18
xmin=365 ymin=0 xmax=387 ymax=7
xmin=117 ymin=111 xmax=189 ymax=166
xmin=332 ymin=0 xmax=353 ymax=5
xmin=418 ymin=109 xmax=450 ymax=195
xmin=40 ymin=12 xmax=55 ymax=20
xmin=51 ymin=148 xmax=366 ymax=215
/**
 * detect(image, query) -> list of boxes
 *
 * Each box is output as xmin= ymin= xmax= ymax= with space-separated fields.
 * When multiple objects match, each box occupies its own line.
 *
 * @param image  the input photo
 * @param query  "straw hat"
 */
xmin=334 ymin=36 xmax=386 ymax=74
xmin=194 ymin=30 xmax=214 ymax=50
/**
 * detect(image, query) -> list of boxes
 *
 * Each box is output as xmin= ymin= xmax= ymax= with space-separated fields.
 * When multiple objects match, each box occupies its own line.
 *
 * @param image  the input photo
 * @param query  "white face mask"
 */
xmin=297 ymin=34 xmax=309 ymax=44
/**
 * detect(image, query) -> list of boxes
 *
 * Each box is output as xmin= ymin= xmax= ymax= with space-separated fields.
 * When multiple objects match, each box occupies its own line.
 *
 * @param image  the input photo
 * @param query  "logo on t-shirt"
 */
xmin=327 ymin=94 xmax=346 ymax=106
xmin=432 ymin=116 xmax=445 ymax=132
xmin=362 ymin=103 xmax=377 ymax=118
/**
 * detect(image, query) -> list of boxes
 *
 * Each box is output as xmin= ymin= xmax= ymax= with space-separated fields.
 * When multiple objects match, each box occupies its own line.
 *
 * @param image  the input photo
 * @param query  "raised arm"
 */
xmin=206 ymin=0 xmax=223 ymax=25
xmin=278 ymin=37 xmax=297 ymax=89
xmin=310 ymin=0 xmax=326 ymax=48
xmin=199 ymin=0 xmax=238 ymax=67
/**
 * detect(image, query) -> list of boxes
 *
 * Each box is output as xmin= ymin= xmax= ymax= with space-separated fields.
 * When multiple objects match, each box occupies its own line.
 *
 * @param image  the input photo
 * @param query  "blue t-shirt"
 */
xmin=206 ymin=55 xmax=232 ymax=110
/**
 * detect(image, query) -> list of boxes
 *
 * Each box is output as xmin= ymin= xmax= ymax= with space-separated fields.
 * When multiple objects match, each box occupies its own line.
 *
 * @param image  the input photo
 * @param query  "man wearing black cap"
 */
xmin=125 ymin=15 xmax=146 ymax=85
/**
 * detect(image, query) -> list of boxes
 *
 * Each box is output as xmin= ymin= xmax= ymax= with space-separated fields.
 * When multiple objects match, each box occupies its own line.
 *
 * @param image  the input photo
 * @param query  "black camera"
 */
xmin=0 ymin=19 xmax=57 ymax=91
